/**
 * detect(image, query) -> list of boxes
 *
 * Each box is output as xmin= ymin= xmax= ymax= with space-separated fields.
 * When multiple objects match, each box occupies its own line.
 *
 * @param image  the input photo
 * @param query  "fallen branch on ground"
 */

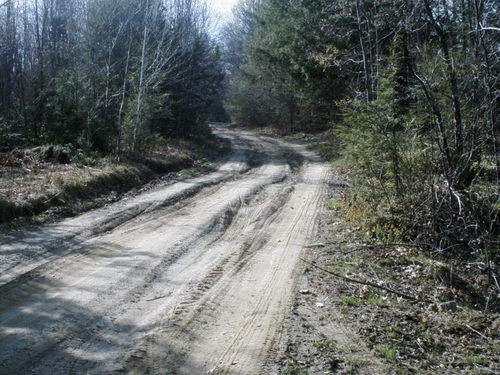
xmin=300 ymin=258 xmax=421 ymax=302
xmin=305 ymin=240 xmax=350 ymax=248
xmin=465 ymin=324 xmax=492 ymax=341
xmin=305 ymin=243 xmax=326 ymax=248
xmin=145 ymin=295 xmax=166 ymax=302
xmin=43 ymin=191 xmax=65 ymax=204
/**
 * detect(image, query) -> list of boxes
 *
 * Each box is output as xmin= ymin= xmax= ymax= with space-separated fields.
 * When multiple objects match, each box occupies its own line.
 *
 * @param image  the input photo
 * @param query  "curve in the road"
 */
xmin=0 ymin=126 xmax=330 ymax=375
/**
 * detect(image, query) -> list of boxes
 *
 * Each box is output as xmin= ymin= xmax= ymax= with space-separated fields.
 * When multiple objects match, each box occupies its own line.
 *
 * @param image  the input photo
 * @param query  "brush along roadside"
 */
xmin=268 ymin=167 xmax=498 ymax=375
xmin=0 ymin=136 xmax=229 ymax=225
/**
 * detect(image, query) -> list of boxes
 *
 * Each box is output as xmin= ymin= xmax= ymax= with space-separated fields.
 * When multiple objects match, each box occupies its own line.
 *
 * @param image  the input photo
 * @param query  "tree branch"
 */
xmin=300 ymin=258 xmax=422 ymax=302
xmin=0 ymin=0 xmax=12 ymax=8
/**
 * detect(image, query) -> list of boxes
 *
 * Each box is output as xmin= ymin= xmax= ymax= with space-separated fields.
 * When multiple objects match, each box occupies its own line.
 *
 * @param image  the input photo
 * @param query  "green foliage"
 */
xmin=374 ymin=344 xmax=397 ymax=361
xmin=341 ymin=296 xmax=363 ymax=307
xmin=41 ymin=71 xmax=96 ymax=149
xmin=463 ymin=355 xmax=489 ymax=366
xmin=344 ymin=355 xmax=366 ymax=367
xmin=224 ymin=0 xmax=498 ymax=261
xmin=283 ymin=363 xmax=309 ymax=375
xmin=0 ymin=119 xmax=26 ymax=151
xmin=339 ymin=35 xmax=498 ymax=257
xmin=225 ymin=0 xmax=344 ymax=133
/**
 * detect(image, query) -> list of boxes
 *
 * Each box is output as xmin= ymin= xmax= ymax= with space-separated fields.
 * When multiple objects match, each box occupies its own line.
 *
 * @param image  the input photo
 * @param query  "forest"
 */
xmin=0 ymin=0 xmax=225 ymax=153
xmin=0 ymin=0 xmax=498 ymax=372
xmin=223 ymin=0 xmax=498 ymax=263
xmin=0 ymin=0 xmax=498 ymax=271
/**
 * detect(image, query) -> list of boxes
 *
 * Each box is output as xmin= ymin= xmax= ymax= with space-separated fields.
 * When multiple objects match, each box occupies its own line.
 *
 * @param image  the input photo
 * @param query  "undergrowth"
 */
xmin=312 ymin=112 xmax=499 ymax=306
xmin=0 ymin=134 xmax=228 ymax=224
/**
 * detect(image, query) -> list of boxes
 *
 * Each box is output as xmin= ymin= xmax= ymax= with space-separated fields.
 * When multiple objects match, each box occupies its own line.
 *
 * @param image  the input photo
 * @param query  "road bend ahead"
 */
xmin=0 ymin=125 xmax=330 ymax=375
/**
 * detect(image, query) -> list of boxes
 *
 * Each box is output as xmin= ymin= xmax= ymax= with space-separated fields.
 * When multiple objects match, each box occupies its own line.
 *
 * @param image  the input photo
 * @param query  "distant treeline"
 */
xmin=0 ymin=0 xmax=226 ymax=153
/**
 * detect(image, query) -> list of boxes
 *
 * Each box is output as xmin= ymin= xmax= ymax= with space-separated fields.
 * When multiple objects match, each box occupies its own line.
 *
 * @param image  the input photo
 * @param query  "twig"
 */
xmin=146 ymin=295 xmax=166 ymax=302
xmin=472 ymin=366 xmax=497 ymax=374
xmin=300 ymin=258 xmax=421 ymax=301
xmin=305 ymin=240 xmax=350 ymax=248
xmin=43 ymin=191 xmax=64 ymax=204
xmin=338 ymin=247 xmax=364 ymax=256
xmin=488 ymin=269 xmax=500 ymax=292
xmin=375 ymin=242 xmax=435 ymax=250
xmin=0 ymin=0 xmax=12 ymax=9
xmin=305 ymin=243 xmax=326 ymax=248
xmin=469 ymin=27 xmax=500 ymax=32
xmin=465 ymin=324 xmax=491 ymax=341
xmin=373 ymin=242 xmax=461 ymax=253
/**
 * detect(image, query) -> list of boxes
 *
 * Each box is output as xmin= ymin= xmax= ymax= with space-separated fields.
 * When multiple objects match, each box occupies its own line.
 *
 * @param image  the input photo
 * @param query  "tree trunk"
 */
xmin=133 ymin=0 xmax=150 ymax=152
xmin=117 ymin=44 xmax=131 ymax=154
xmin=423 ymin=0 xmax=463 ymax=163
xmin=355 ymin=0 xmax=373 ymax=102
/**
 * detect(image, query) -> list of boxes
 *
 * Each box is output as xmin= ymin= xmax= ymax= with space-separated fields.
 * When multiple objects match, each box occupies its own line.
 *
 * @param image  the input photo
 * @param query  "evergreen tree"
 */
xmin=223 ymin=0 xmax=498 ymax=256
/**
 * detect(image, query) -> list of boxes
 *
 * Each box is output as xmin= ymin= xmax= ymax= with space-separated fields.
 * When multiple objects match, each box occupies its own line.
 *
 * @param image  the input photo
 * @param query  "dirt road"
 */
xmin=0 ymin=125 xmax=330 ymax=375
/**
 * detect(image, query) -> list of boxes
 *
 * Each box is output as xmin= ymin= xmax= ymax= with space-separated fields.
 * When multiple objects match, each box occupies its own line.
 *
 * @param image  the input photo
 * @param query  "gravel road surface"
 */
xmin=0 ymin=125 xmax=330 ymax=375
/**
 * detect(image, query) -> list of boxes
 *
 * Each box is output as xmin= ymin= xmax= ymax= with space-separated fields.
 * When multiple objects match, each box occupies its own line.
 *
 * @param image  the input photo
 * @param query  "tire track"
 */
xmin=122 ymin=158 xmax=329 ymax=375
xmin=200 ymin=162 xmax=329 ymax=375
xmin=0 ymin=126 xmax=329 ymax=375
xmin=0 ymin=128 xmax=257 ymax=287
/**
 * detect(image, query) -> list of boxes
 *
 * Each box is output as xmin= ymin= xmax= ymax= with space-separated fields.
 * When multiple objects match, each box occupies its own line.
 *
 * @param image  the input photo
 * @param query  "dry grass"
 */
xmin=0 ymin=137 xmax=222 ymax=223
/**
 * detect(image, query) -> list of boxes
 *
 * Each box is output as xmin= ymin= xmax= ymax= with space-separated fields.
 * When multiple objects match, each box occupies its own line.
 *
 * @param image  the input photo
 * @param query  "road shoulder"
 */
xmin=264 ymin=164 xmax=499 ymax=375
xmin=0 ymin=132 xmax=229 ymax=227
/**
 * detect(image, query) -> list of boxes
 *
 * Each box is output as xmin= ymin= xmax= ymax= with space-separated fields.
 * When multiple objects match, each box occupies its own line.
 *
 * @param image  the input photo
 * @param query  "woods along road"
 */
xmin=0 ymin=125 xmax=330 ymax=375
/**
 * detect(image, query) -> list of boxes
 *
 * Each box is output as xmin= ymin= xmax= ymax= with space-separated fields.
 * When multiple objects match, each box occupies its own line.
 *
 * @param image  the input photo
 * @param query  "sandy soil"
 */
xmin=0 ymin=125 xmax=331 ymax=374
